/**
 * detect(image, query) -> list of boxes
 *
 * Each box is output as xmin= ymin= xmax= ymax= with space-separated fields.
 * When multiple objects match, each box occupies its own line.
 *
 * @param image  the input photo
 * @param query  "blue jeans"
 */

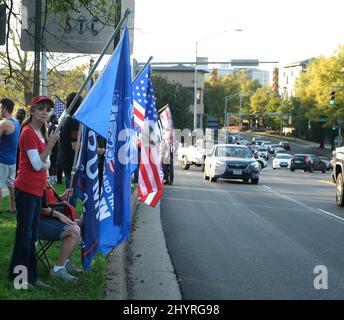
xmin=9 ymin=189 xmax=42 ymax=285
xmin=64 ymin=169 xmax=77 ymax=208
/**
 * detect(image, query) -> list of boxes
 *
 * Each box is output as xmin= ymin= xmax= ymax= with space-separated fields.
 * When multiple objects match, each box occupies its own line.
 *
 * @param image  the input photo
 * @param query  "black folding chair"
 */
xmin=36 ymin=240 xmax=55 ymax=272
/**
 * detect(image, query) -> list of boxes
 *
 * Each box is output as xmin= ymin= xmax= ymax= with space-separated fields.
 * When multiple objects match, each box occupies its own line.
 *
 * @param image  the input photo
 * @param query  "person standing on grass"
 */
xmin=8 ymin=96 xmax=59 ymax=288
xmin=0 ymin=98 xmax=20 ymax=214
xmin=58 ymin=93 xmax=82 ymax=207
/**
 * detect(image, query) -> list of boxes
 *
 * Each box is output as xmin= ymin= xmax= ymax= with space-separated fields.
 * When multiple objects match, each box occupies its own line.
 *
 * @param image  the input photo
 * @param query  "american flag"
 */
xmin=133 ymin=64 xmax=163 ymax=207
xmin=53 ymin=96 xmax=65 ymax=119
xmin=159 ymin=104 xmax=174 ymax=147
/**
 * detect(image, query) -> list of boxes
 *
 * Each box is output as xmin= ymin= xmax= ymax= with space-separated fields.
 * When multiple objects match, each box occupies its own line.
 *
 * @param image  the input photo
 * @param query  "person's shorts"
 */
xmin=0 ymin=163 xmax=16 ymax=188
xmin=38 ymin=217 xmax=69 ymax=241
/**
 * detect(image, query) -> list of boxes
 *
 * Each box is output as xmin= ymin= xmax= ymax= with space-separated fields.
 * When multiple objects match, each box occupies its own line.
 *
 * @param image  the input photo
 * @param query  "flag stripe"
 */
xmin=133 ymin=64 xmax=163 ymax=208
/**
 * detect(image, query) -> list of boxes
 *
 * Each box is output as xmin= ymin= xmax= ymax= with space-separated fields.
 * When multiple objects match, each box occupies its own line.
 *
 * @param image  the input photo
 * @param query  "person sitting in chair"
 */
xmin=38 ymin=182 xmax=82 ymax=281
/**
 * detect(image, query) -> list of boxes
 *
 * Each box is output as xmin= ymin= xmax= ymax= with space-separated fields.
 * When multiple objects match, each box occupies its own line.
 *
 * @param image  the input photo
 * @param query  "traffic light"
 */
xmin=329 ymin=91 xmax=336 ymax=105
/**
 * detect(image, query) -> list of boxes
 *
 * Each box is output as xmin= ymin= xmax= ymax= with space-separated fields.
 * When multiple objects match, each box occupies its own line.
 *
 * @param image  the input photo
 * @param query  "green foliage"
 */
xmin=293 ymin=45 xmax=344 ymax=140
xmin=0 ymin=182 xmax=107 ymax=300
xmin=204 ymin=70 xmax=261 ymax=126
xmin=48 ymin=0 xmax=119 ymax=23
xmin=152 ymin=74 xmax=193 ymax=130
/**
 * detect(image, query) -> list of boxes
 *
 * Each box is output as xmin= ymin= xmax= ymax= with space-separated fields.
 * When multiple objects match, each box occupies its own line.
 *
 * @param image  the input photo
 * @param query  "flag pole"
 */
xmin=133 ymin=56 xmax=153 ymax=83
xmin=55 ymin=8 xmax=131 ymax=134
xmin=158 ymin=104 xmax=169 ymax=114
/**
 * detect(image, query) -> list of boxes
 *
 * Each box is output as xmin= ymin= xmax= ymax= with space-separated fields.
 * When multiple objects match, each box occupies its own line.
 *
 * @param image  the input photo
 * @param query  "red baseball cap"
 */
xmin=29 ymin=96 xmax=54 ymax=109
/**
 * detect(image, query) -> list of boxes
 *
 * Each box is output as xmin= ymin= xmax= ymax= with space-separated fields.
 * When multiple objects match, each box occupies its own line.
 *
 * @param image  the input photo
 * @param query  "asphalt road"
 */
xmin=161 ymin=159 xmax=344 ymax=299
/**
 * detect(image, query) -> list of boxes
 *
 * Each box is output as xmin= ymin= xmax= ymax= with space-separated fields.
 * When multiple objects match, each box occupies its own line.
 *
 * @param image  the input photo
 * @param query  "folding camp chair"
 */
xmin=36 ymin=239 xmax=55 ymax=272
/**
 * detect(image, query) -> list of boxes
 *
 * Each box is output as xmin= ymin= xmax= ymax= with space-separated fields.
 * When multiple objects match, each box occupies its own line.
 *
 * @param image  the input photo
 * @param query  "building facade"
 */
xmin=152 ymin=65 xmax=208 ymax=129
xmin=281 ymin=58 xmax=314 ymax=98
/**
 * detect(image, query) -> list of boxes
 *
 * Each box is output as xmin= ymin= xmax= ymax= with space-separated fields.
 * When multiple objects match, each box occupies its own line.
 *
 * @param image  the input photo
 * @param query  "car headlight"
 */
xmin=215 ymin=161 xmax=225 ymax=167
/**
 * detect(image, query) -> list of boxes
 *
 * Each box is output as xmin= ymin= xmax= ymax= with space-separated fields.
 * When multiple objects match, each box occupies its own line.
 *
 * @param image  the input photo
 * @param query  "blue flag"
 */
xmin=74 ymin=29 xmax=131 ymax=139
xmin=74 ymin=127 xmax=100 ymax=271
xmin=73 ymin=27 xmax=133 ymax=255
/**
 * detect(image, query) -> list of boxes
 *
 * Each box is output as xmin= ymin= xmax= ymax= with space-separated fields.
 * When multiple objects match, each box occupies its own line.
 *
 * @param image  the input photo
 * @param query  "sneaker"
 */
xmin=33 ymin=279 xmax=52 ymax=288
xmin=50 ymin=267 xmax=78 ymax=281
xmin=65 ymin=261 xmax=83 ymax=276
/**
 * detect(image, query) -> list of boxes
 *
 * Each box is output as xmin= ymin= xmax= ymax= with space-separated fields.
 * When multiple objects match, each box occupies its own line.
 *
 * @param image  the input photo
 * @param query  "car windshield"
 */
xmin=276 ymin=154 xmax=291 ymax=159
xmin=216 ymin=146 xmax=252 ymax=158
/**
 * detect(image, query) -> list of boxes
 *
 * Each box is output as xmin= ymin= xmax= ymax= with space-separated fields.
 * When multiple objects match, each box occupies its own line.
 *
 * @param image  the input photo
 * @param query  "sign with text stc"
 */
xmin=20 ymin=0 xmax=135 ymax=54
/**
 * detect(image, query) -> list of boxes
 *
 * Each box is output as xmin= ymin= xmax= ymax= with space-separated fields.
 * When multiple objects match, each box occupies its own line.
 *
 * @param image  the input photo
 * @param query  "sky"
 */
xmin=133 ymin=0 xmax=344 ymax=72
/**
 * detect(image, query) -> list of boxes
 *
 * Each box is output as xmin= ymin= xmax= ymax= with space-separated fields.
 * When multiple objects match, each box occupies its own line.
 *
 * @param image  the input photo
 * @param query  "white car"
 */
xmin=272 ymin=153 xmax=291 ymax=169
xmin=204 ymin=144 xmax=260 ymax=184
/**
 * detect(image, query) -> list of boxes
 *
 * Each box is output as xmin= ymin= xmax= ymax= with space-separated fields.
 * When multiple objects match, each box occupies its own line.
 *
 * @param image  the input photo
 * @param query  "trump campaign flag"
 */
xmin=134 ymin=64 xmax=163 ymax=207
xmin=74 ymin=127 xmax=100 ymax=271
xmin=74 ymin=26 xmax=133 ymax=255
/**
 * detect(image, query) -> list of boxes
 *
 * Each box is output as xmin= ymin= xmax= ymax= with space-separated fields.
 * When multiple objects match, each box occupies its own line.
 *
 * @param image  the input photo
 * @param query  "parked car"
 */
xmin=279 ymin=141 xmax=291 ymax=150
xmin=290 ymin=154 xmax=326 ymax=173
xmin=204 ymin=144 xmax=260 ymax=184
xmin=319 ymin=156 xmax=332 ymax=170
xmin=272 ymin=153 xmax=291 ymax=169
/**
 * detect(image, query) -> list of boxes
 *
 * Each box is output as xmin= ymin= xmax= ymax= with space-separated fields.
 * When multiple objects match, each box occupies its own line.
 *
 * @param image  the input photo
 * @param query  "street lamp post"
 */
xmin=224 ymin=93 xmax=240 ymax=143
xmin=194 ymin=29 xmax=243 ymax=132
xmin=193 ymin=41 xmax=198 ymax=131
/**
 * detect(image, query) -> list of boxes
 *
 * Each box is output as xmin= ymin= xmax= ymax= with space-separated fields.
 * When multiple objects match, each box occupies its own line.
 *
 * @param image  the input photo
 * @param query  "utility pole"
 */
xmin=193 ymin=42 xmax=198 ymax=131
xmin=41 ymin=51 xmax=48 ymax=96
xmin=33 ymin=0 xmax=42 ymax=96
xmin=238 ymin=95 xmax=242 ymax=141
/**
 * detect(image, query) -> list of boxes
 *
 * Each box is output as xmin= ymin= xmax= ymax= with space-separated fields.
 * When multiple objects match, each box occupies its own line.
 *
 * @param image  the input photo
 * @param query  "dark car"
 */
xmin=290 ymin=154 xmax=326 ymax=173
xmin=319 ymin=156 xmax=332 ymax=170
xmin=279 ymin=141 xmax=291 ymax=150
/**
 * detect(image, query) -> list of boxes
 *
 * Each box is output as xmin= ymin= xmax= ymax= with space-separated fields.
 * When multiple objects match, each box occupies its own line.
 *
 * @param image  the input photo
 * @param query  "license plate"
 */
xmin=233 ymin=170 xmax=242 ymax=175
xmin=295 ymin=160 xmax=301 ymax=163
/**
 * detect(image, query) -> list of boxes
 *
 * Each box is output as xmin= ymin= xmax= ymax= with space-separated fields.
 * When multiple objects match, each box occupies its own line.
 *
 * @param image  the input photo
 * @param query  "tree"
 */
xmin=151 ymin=74 xmax=193 ymax=130
xmin=204 ymin=70 xmax=261 ymax=127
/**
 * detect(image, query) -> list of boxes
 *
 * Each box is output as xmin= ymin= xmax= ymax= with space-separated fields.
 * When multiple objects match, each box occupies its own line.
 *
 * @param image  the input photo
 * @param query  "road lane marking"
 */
xmin=165 ymin=186 xmax=228 ymax=192
xmin=163 ymin=197 xmax=229 ymax=205
xmin=262 ymin=185 xmax=271 ymax=190
xmin=317 ymin=209 xmax=344 ymax=223
xmin=259 ymin=186 xmax=344 ymax=224
xmin=316 ymin=180 xmax=335 ymax=185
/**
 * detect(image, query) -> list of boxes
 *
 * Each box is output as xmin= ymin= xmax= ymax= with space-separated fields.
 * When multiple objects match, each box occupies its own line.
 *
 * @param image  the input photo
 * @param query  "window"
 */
xmin=197 ymin=114 xmax=201 ymax=128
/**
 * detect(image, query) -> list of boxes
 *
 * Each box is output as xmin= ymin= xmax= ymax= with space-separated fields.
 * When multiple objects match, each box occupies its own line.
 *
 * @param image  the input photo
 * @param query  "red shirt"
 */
xmin=14 ymin=125 xmax=48 ymax=197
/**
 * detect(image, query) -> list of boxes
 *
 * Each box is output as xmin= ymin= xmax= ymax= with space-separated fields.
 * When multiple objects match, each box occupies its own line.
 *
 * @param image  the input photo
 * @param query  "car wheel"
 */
xmin=322 ymin=168 xmax=326 ymax=173
xmin=209 ymin=170 xmax=217 ymax=182
xmin=336 ymin=173 xmax=344 ymax=207
xmin=243 ymin=178 xmax=249 ymax=183
xmin=181 ymin=156 xmax=190 ymax=170
xmin=309 ymin=168 xmax=314 ymax=173
xmin=273 ymin=167 xmax=276 ymax=170
xmin=290 ymin=168 xmax=295 ymax=172
xmin=251 ymin=178 xmax=259 ymax=185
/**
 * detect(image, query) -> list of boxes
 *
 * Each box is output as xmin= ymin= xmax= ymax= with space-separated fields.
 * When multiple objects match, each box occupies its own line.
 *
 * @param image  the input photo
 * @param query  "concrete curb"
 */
xmin=104 ymin=188 xmax=138 ymax=300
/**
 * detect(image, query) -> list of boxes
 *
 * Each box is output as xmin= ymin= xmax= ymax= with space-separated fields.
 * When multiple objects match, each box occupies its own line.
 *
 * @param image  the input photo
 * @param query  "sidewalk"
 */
xmin=104 ymin=191 xmax=182 ymax=300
